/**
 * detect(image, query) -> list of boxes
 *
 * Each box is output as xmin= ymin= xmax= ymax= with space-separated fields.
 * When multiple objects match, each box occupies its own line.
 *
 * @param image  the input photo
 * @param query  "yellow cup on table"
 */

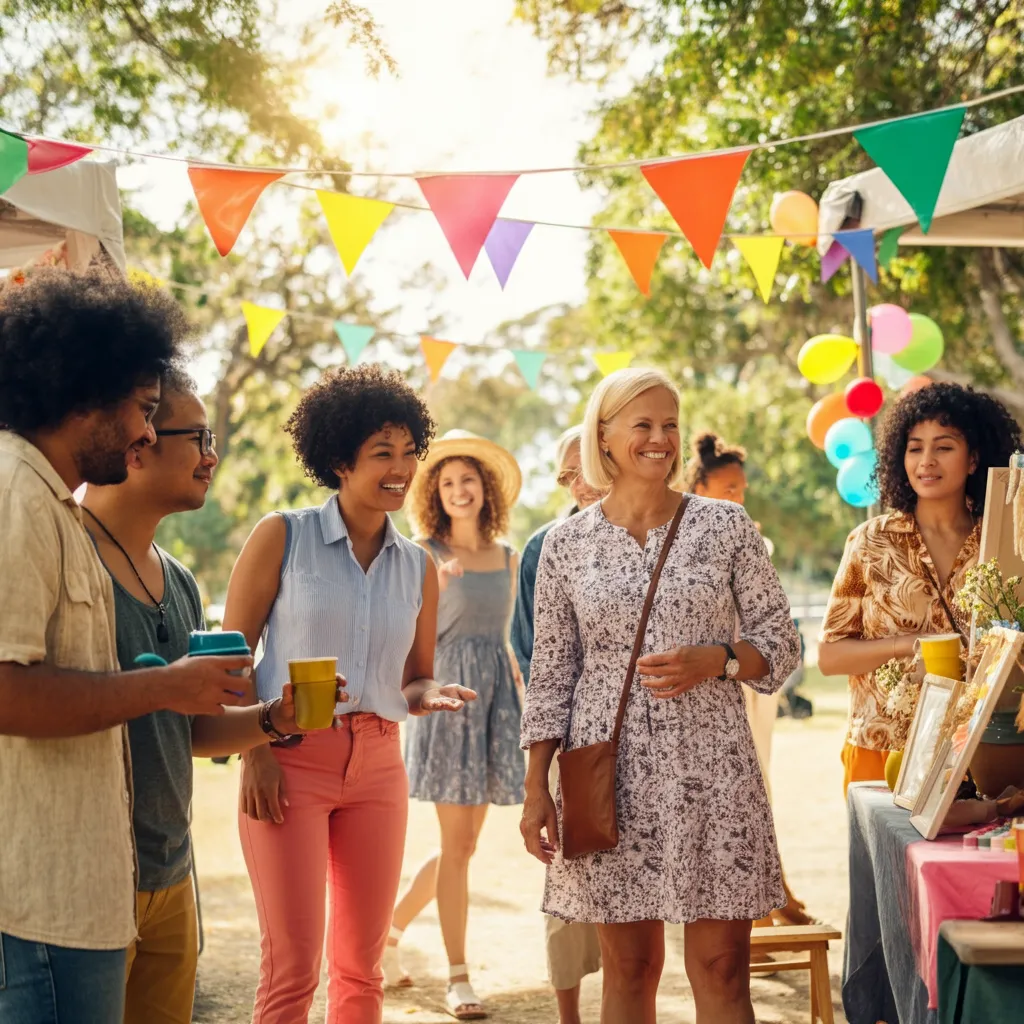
xmin=918 ymin=634 xmax=963 ymax=680
xmin=288 ymin=657 xmax=338 ymax=730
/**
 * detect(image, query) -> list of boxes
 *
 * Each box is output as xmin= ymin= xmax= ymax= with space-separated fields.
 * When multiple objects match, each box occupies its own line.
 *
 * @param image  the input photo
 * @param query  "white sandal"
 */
xmin=446 ymin=963 xmax=486 ymax=1020
xmin=381 ymin=926 xmax=412 ymax=988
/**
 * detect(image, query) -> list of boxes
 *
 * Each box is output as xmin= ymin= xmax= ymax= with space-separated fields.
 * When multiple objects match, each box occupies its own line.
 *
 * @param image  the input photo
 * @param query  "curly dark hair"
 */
xmin=0 ymin=269 xmax=191 ymax=433
xmin=682 ymin=430 xmax=747 ymax=491
xmin=409 ymin=455 xmax=509 ymax=543
xmin=876 ymin=382 xmax=1022 ymax=514
xmin=285 ymin=364 xmax=435 ymax=489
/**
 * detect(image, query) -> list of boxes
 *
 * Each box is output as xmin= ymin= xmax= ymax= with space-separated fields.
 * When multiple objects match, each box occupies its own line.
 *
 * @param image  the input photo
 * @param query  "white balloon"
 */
xmin=873 ymin=352 xmax=915 ymax=390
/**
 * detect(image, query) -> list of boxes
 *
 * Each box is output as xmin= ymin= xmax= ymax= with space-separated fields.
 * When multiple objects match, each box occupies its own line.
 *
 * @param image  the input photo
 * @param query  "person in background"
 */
xmin=387 ymin=431 xmax=524 ymax=1021
xmin=511 ymin=425 xmax=604 ymax=1024
xmin=0 ymin=271 xmax=252 ymax=1024
xmin=224 ymin=366 xmax=472 ymax=1024
xmin=683 ymin=431 xmax=813 ymax=929
xmin=521 ymin=369 xmax=800 ymax=1024
xmin=819 ymin=382 xmax=1021 ymax=795
xmin=81 ymin=364 xmax=339 ymax=1024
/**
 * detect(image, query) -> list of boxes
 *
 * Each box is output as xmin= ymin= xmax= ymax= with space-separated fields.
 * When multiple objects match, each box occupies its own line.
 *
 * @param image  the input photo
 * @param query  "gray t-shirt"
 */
xmin=105 ymin=547 xmax=204 ymax=892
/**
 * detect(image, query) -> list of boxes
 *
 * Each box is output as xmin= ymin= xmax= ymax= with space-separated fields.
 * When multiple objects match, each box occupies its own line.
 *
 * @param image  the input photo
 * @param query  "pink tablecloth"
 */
xmin=905 ymin=838 xmax=1017 ymax=1008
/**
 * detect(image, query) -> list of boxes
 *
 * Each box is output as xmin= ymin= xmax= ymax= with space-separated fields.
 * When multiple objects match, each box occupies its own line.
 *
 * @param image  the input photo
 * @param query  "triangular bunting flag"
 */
xmin=420 ymin=336 xmax=458 ymax=383
xmin=485 ymin=219 xmax=533 ymax=289
xmin=188 ymin=166 xmax=284 ymax=257
xmin=854 ymin=106 xmax=965 ymax=233
xmin=26 ymin=138 xmax=92 ymax=174
xmin=593 ymin=352 xmax=634 ymax=377
xmin=878 ymin=227 xmax=904 ymax=269
xmin=834 ymin=228 xmax=878 ymax=283
xmin=640 ymin=150 xmax=750 ymax=268
xmin=417 ymin=174 xmax=519 ymax=278
xmin=821 ymin=239 xmax=850 ymax=283
xmin=317 ymin=191 xmax=394 ymax=275
xmin=334 ymin=322 xmax=375 ymax=364
xmin=732 ymin=236 xmax=784 ymax=303
xmin=242 ymin=302 xmax=286 ymax=358
xmin=607 ymin=230 xmax=667 ymax=296
xmin=511 ymin=350 xmax=546 ymax=390
xmin=0 ymin=131 xmax=29 ymax=194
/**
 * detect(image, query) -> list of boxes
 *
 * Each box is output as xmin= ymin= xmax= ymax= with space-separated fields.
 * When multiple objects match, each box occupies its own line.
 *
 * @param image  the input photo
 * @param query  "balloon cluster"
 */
xmin=800 ymin=306 xmax=943 ymax=508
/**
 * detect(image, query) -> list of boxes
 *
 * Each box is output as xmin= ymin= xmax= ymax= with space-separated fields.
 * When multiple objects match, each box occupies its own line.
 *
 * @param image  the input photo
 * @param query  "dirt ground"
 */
xmin=189 ymin=672 xmax=851 ymax=1023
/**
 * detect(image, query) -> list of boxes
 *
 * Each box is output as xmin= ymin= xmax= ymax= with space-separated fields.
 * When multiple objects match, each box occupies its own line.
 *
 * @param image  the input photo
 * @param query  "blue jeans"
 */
xmin=0 ymin=931 xmax=127 ymax=1024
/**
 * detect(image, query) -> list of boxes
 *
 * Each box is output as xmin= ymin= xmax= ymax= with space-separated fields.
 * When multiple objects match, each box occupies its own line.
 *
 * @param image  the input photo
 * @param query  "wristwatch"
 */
xmin=259 ymin=698 xmax=303 ymax=748
xmin=718 ymin=643 xmax=740 ymax=681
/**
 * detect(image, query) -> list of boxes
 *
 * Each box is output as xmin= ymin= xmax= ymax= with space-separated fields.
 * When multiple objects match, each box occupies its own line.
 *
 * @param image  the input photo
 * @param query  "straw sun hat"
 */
xmin=411 ymin=429 xmax=522 ymax=509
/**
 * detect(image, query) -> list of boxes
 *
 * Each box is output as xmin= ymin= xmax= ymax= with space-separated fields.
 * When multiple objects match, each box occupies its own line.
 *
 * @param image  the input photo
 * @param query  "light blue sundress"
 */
xmin=405 ymin=539 xmax=525 ymax=806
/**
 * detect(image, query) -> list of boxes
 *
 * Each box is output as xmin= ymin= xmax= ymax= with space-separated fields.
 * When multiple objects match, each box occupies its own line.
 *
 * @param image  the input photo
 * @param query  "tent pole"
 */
xmin=850 ymin=265 xmax=879 ymax=517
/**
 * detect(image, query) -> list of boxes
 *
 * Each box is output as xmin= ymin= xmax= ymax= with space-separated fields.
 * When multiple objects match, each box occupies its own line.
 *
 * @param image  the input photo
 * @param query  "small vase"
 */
xmin=970 ymin=710 xmax=1024 ymax=797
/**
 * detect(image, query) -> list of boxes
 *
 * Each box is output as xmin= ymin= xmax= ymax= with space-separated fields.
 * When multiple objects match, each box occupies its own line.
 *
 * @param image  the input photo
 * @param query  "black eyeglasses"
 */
xmin=156 ymin=428 xmax=217 ymax=457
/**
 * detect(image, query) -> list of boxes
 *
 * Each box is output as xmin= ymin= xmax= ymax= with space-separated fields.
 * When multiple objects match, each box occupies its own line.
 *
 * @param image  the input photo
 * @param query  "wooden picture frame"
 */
xmin=893 ymin=673 xmax=963 ymax=810
xmin=973 ymin=468 xmax=1024 ymax=657
xmin=910 ymin=627 xmax=1024 ymax=840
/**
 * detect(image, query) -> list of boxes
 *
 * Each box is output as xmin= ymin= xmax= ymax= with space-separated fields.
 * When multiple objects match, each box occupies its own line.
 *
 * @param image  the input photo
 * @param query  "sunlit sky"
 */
xmin=122 ymin=0 xmax=608 ymax=354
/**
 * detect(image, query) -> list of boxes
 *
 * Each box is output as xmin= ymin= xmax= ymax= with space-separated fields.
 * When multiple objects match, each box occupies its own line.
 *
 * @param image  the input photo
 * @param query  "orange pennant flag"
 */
xmin=188 ymin=166 xmax=284 ymax=257
xmin=608 ymin=230 xmax=668 ymax=296
xmin=640 ymin=150 xmax=751 ymax=269
xmin=420 ymin=336 xmax=457 ymax=383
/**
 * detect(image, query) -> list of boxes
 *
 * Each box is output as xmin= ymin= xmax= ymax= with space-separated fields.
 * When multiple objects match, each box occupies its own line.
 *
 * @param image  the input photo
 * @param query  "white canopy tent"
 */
xmin=818 ymin=114 xmax=1024 ymax=251
xmin=0 ymin=160 xmax=125 ymax=273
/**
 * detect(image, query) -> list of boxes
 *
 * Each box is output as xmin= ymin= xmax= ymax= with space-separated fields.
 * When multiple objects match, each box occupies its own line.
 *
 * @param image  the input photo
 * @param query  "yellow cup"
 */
xmin=288 ymin=657 xmax=338 ymax=731
xmin=919 ymin=634 xmax=963 ymax=680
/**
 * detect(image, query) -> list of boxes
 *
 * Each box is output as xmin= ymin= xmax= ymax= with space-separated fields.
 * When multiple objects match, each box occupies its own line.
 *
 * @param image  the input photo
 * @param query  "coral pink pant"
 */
xmin=239 ymin=716 xmax=408 ymax=1024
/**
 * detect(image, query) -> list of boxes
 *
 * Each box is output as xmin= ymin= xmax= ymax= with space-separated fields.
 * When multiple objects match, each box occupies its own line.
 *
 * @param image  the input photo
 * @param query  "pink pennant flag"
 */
xmin=417 ymin=174 xmax=519 ymax=278
xmin=820 ymin=239 xmax=850 ymax=283
xmin=26 ymin=138 xmax=93 ymax=174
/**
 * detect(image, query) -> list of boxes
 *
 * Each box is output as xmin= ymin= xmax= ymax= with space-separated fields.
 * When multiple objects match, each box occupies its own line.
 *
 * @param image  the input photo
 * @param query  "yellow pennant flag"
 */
xmin=420 ymin=336 xmax=457 ymax=383
xmin=317 ymin=191 xmax=395 ymax=275
xmin=593 ymin=352 xmax=634 ymax=377
xmin=733 ymin=236 xmax=785 ymax=303
xmin=242 ymin=302 xmax=287 ymax=358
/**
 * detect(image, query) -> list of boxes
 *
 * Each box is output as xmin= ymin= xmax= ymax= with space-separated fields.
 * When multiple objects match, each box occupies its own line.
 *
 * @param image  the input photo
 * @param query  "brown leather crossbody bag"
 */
xmin=557 ymin=497 xmax=688 ymax=860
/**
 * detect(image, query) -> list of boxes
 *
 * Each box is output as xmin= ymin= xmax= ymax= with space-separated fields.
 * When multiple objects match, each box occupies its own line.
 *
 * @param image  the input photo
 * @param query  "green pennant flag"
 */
xmin=854 ymin=107 xmax=965 ymax=234
xmin=878 ymin=227 xmax=904 ymax=269
xmin=333 ymin=322 xmax=375 ymax=364
xmin=0 ymin=131 xmax=29 ymax=195
xmin=512 ymin=350 xmax=546 ymax=390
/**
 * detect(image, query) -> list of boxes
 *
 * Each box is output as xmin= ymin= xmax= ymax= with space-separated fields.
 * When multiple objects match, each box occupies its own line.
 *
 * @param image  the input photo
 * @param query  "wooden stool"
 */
xmin=749 ymin=924 xmax=842 ymax=1024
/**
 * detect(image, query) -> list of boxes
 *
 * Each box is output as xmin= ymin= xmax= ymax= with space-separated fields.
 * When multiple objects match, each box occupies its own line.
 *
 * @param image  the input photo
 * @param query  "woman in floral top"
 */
xmin=819 ymin=383 xmax=1021 ymax=794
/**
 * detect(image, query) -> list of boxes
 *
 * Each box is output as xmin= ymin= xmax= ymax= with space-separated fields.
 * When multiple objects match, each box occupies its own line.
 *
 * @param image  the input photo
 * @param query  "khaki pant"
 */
xmin=545 ymin=759 xmax=601 ymax=991
xmin=744 ymin=687 xmax=780 ymax=799
xmin=124 ymin=876 xmax=198 ymax=1024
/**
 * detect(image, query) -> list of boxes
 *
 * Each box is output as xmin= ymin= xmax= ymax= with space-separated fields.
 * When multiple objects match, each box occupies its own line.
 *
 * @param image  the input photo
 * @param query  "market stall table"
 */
xmin=937 ymin=920 xmax=1024 ymax=1023
xmin=844 ymin=783 xmax=1019 ymax=1024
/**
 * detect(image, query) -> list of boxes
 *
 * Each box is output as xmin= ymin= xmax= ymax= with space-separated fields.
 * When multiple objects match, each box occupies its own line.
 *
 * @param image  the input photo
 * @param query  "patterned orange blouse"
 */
xmin=820 ymin=511 xmax=979 ymax=751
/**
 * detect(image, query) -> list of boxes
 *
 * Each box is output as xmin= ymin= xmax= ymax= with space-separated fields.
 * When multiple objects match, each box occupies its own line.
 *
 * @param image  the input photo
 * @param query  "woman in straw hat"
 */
xmin=384 ymin=430 xmax=524 ymax=1020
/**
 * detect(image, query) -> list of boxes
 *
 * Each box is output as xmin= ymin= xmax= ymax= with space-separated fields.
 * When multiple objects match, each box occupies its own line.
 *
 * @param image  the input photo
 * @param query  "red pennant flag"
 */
xmin=608 ymin=230 xmax=667 ymax=296
xmin=26 ymin=139 xmax=93 ymax=174
xmin=640 ymin=150 xmax=751 ymax=269
xmin=417 ymin=174 xmax=519 ymax=278
xmin=188 ymin=166 xmax=284 ymax=257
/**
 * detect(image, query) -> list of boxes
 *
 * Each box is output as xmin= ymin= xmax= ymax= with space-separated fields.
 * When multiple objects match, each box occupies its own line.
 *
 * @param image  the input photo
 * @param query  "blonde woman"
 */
xmin=385 ymin=431 xmax=523 ymax=1020
xmin=520 ymin=369 xmax=800 ymax=1024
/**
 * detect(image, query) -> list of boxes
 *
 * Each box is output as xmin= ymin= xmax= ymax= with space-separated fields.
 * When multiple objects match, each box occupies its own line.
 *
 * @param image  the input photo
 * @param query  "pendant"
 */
xmin=157 ymin=610 xmax=170 ymax=644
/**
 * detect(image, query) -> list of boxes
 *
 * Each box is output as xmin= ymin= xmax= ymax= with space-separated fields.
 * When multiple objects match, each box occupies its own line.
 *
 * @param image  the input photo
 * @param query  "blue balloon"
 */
xmin=824 ymin=417 xmax=873 ymax=468
xmin=837 ymin=450 xmax=880 ymax=507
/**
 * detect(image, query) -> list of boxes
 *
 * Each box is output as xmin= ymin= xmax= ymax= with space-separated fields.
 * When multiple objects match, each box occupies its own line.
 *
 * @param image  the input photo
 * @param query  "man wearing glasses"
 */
xmin=80 ymin=365 xmax=309 ymax=1024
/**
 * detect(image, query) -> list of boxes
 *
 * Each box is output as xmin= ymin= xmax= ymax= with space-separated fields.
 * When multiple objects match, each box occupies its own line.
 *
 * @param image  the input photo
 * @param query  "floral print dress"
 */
xmin=520 ymin=498 xmax=801 ymax=924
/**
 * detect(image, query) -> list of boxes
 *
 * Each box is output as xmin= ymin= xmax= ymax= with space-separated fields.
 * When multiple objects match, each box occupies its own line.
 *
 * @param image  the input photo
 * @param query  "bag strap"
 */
xmin=919 ymin=558 xmax=969 ymax=646
xmin=610 ymin=497 xmax=689 ymax=746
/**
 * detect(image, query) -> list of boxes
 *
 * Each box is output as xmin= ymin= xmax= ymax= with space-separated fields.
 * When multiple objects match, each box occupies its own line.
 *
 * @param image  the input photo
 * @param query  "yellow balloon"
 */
xmin=797 ymin=334 xmax=858 ymax=385
xmin=770 ymin=190 xmax=819 ymax=246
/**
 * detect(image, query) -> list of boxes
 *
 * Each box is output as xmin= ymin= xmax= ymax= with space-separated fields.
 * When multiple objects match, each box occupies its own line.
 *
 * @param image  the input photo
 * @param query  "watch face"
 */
xmin=726 ymin=659 xmax=740 ymax=679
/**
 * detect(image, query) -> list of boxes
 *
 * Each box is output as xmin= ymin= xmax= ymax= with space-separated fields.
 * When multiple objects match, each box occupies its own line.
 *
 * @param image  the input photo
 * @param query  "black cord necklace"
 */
xmin=83 ymin=507 xmax=170 ymax=643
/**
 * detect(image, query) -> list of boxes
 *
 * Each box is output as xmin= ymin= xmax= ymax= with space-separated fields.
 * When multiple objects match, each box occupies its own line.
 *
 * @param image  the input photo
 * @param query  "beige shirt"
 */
xmin=0 ymin=432 xmax=136 ymax=949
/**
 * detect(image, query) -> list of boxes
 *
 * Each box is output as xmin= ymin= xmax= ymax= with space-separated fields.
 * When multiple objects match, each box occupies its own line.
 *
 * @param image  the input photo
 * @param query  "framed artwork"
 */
xmin=910 ymin=627 xmax=1024 ymax=840
xmin=893 ymin=673 xmax=963 ymax=811
xmin=973 ymin=468 xmax=1024 ymax=656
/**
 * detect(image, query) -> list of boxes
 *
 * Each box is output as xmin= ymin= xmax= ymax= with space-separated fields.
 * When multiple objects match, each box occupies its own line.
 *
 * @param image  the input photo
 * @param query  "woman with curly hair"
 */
xmin=221 ymin=366 xmax=475 ymax=1024
xmin=384 ymin=431 xmax=524 ymax=1019
xmin=818 ymin=382 xmax=1022 ymax=795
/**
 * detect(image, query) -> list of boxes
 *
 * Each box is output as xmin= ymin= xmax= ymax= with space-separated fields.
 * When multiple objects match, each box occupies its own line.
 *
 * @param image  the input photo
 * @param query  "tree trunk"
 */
xmin=977 ymin=248 xmax=1024 ymax=389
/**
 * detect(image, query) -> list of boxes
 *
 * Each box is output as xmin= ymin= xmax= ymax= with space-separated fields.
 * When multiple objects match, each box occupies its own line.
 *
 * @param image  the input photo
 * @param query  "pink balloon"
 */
xmin=869 ymin=304 xmax=913 ymax=355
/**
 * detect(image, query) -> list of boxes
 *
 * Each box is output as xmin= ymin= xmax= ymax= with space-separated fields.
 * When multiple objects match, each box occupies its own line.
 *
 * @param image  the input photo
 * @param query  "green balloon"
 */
xmin=891 ymin=313 xmax=944 ymax=373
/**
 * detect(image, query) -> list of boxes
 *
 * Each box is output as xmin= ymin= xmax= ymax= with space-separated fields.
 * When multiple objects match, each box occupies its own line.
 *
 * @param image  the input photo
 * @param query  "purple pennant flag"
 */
xmin=484 ymin=219 xmax=534 ymax=289
xmin=820 ymin=238 xmax=850 ymax=283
